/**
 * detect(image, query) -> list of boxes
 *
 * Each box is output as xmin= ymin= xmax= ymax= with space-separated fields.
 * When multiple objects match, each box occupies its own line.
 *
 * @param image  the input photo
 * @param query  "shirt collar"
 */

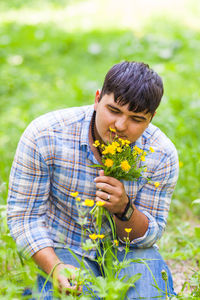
xmin=80 ymin=105 xmax=94 ymax=147
xmin=134 ymin=136 xmax=143 ymax=148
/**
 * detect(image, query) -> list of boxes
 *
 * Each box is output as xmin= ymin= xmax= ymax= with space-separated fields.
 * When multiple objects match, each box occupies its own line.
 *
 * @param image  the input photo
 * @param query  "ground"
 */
xmin=167 ymin=259 xmax=198 ymax=296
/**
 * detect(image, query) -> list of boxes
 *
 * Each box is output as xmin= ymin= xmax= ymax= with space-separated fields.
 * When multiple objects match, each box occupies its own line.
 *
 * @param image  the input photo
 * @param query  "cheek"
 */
xmin=129 ymin=124 xmax=147 ymax=137
xmin=96 ymin=114 xmax=109 ymax=135
xmin=98 ymin=111 xmax=113 ymax=127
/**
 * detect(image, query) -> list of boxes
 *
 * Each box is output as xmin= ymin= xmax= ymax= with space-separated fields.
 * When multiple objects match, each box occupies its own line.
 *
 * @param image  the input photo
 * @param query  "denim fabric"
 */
xmin=116 ymin=247 xmax=176 ymax=299
xmin=36 ymin=247 xmax=176 ymax=300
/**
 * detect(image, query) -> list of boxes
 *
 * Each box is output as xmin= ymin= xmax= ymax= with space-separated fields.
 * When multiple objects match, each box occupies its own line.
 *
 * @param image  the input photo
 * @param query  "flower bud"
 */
xmin=161 ymin=269 xmax=168 ymax=282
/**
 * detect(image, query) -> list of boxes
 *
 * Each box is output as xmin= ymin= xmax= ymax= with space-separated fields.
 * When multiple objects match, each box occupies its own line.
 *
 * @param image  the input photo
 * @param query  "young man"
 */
xmin=7 ymin=61 xmax=179 ymax=299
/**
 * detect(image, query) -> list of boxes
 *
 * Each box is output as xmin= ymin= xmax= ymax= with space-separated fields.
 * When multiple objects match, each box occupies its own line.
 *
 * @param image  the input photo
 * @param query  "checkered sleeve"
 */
xmin=133 ymin=148 xmax=179 ymax=247
xmin=7 ymin=123 xmax=54 ymax=257
xmin=120 ymin=147 xmax=179 ymax=248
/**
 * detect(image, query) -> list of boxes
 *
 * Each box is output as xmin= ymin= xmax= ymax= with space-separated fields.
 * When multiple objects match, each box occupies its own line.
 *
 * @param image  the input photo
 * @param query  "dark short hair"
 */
xmin=100 ymin=61 xmax=163 ymax=114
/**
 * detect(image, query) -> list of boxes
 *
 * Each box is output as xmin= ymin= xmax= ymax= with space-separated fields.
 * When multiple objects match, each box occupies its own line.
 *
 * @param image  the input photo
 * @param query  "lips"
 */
xmin=118 ymin=135 xmax=126 ymax=139
xmin=115 ymin=132 xmax=127 ymax=139
xmin=109 ymin=131 xmax=126 ymax=139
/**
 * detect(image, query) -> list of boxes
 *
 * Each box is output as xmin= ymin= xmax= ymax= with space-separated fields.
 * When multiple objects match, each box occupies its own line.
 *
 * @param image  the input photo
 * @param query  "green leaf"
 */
xmin=127 ymin=273 xmax=142 ymax=285
xmin=91 ymin=276 xmax=108 ymax=297
xmin=82 ymin=239 xmax=96 ymax=251
xmin=89 ymin=164 xmax=104 ymax=168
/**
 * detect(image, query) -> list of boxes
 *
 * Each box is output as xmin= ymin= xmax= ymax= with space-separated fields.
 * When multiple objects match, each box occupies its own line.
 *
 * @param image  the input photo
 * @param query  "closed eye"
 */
xmin=131 ymin=118 xmax=143 ymax=123
xmin=107 ymin=104 xmax=147 ymax=122
xmin=108 ymin=106 xmax=121 ymax=114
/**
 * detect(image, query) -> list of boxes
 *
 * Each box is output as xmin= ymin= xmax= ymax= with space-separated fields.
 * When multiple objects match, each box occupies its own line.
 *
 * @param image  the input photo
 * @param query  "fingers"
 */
xmin=94 ymin=173 xmax=122 ymax=187
xmin=53 ymin=264 xmax=82 ymax=296
xmin=96 ymin=189 xmax=112 ymax=201
xmin=58 ymin=274 xmax=71 ymax=291
xmin=95 ymin=179 xmax=123 ymax=200
xmin=94 ymin=172 xmax=128 ymax=214
xmin=99 ymin=170 xmax=104 ymax=176
xmin=58 ymin=275 xmax=82 ymax=295
xmin=95 ymin=182 xmax=114 ymax=194
xmin=94 ymin=172 xmax=122 ymax=192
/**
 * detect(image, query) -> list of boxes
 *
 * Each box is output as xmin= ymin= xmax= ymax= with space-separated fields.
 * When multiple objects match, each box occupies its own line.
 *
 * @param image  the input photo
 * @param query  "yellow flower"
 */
xmin=104 ymin=158 xmax=114 ymax=168
xmin=102 ymin=144 xmax=116 ymax=155
xmin=83 ymin=199 xmax=94 ymax=207
xmin=141 ymin=155 xmax=145 ymax=162
xmin=124 ymin=139 xmax=131 ymax=145
xmin=125 ymin=228 xmax=132 ymax=233
xmin=96 ymin=201 xmax=105 ymax=207
xmin=71 ymin=192 xmax=79 ymax=197
xmin=179 ymin=161 xmax=183 ymax=168
xmin=93 ymin=140 xmax=100 ymax=147
xmin=97 ymin=234 xmax=105 ymax=239
xmin=76 ymin=197 xmax=81 ymax=201
xmin=119 ymin=138 xmax=126 ymax=146
xmin=154 ymin=182 xmax=160 ymax=188
xmin=117 ymin=147 xmax=122 ymax=152
xmin=132 ymin=151 xmax=137 ymax=158
xmin=121 ymin=160 xmax=131 ymax=172
xmin=149 ymin=147 xmax=154 ymax=153
xmin=109 ymin=127 xmax=116 ymax=133
xmin=114 ymin=239 xmax=119 ymax=246
xmin=89 ymin=234 xmax=98 ymax=240
xmin=134 ymin=145 xmax=142 ymax=154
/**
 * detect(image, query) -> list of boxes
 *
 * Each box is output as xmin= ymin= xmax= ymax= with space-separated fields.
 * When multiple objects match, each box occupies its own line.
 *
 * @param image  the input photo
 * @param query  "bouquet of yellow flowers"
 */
xmin=91 ymin=127 xmax=150 ymax=236
xmin=92 ymin=127 xmax=147 ymax=181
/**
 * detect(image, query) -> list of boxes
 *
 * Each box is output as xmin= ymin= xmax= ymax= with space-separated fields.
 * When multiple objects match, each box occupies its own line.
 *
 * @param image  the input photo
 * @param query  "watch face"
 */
xmin=125 ymin=206 xmax=134 ymax=220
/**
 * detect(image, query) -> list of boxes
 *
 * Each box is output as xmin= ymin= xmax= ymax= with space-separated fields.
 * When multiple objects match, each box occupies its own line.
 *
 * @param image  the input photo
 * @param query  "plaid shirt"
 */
xmin=7 ymin=105 xmax=179 ymax=258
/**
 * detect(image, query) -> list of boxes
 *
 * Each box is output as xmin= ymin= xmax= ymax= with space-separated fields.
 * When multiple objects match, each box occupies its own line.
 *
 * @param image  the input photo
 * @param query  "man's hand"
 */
xmin=94 ymin=170 xmax=129 ymax=215
xmin=94 ymin=170 xmax=149 ymax=241
xmin=32 ymin=248 xmax=83 ymax=296
xmin=53 ymin=263 xmax=82 ymax=295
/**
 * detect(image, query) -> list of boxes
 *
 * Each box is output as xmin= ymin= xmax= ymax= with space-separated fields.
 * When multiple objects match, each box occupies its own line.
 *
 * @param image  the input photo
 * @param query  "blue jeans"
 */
xmin=36 ymin=247 xmax=176 ymax=299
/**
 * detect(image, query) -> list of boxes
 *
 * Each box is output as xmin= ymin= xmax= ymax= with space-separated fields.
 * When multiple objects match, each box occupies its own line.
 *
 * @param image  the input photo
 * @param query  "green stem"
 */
xmin=165 ymin=281 xmax=168 ymax=300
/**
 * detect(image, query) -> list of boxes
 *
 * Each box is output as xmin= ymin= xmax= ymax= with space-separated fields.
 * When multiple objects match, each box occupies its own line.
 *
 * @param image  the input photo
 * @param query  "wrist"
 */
xmin=52 ymin=261 xmax=65 ymax=277
xmin=115 ymin=195 xmax=134 ymax=221
xmin=32 ymin=247 xmax=63 ymax=275
xmin=118 ymin=196 xmax=129 ymax=216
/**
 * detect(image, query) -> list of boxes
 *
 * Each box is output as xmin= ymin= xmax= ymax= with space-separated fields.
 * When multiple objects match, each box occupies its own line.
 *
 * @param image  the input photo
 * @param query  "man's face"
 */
xmin=94 ymin=93 xmax=153 ymax=144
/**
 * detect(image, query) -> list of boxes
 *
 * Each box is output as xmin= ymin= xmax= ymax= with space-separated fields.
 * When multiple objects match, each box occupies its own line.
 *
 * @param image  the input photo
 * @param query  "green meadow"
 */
xmin=0 ymin=0 xmax=199 ymax=298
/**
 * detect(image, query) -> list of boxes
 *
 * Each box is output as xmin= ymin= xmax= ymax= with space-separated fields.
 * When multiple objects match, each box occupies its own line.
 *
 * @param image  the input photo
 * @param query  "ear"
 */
xmin=94 ymin=89 xmax=101 ymax=110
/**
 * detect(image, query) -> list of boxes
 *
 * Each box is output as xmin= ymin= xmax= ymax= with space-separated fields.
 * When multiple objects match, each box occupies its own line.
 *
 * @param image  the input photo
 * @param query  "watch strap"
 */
xmin=115 ymin=195 xmax=134 ymax=221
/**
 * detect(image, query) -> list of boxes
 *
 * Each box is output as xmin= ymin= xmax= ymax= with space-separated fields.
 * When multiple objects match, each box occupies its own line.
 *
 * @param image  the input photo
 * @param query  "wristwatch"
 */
xmin=115 ymin=196 xmax=134 ymax=221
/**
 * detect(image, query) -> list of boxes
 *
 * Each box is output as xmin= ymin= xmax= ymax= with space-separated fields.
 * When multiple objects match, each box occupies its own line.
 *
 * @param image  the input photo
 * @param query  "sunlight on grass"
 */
xmin=0 ymin=0 xmax=200 ymax=32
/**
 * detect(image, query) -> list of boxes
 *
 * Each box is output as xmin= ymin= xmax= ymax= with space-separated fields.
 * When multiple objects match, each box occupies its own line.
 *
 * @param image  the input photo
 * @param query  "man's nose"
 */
xmin=114 ymin=117 xmax=127 ymax=132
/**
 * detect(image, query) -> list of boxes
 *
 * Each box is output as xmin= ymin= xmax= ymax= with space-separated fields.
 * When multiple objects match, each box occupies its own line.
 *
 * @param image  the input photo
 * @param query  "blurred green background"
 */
xmin=0 ymin=0 xmax=200 ymax=297
xmin=1 ymin=0 xmax=200 ymax=207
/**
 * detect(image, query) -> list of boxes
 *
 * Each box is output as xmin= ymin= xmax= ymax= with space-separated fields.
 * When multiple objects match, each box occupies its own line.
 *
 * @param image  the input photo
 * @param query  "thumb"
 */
xmin=99 ymin=170 xmax=104 ymax=176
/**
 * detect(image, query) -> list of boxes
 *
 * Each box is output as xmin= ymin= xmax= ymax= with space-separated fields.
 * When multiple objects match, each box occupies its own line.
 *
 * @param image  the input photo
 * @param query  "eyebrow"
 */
xmin=107 ymin=104 xmax=148 ymax=121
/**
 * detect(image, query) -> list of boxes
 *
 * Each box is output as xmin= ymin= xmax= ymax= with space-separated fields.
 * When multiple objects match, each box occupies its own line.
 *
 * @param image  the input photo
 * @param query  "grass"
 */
xmin=0 ymin=0 xmax=200 ymax=298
